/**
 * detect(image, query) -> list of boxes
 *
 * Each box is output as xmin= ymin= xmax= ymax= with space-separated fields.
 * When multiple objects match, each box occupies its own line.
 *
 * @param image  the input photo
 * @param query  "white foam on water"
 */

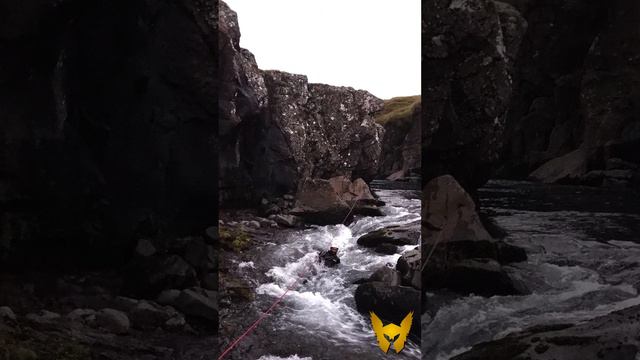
xmin=238 ymin=261 xmax=255 ymax=269
xmin=258 ymin=355 xmax=312 ymax=360
xmin=253 ymin=189 xmax=421 ymax=358
xmin=423 ymin=184 xmax=640 ymax=359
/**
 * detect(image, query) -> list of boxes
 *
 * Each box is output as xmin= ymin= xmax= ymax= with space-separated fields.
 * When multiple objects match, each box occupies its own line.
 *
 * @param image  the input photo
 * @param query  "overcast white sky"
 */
xmin=224 ymin=0 xmax=421 ymax=99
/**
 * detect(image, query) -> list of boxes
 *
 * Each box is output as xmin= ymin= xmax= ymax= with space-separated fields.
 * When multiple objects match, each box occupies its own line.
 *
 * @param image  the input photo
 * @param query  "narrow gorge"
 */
xmin=423 ymin=0 xmax=640 ymax=359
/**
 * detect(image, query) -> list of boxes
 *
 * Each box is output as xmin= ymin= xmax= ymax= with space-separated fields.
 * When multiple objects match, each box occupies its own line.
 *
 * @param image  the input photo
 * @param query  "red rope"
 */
xmin=218 ymin=186 xmax=361 ymax=359
xmin=217 ymin=268 xmax=310 ymax=360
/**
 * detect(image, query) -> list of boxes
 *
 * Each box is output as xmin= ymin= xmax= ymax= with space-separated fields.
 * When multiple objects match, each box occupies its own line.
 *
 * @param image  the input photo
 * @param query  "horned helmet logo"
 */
xmin=369 ymin=311 xmax=413 ymax=353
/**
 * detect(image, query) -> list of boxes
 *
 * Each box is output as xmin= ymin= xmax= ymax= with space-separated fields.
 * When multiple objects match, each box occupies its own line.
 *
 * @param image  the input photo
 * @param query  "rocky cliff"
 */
xmin=497 ymin=0 xmax=640 ymax=188
xmin=219 ymin=1 xmax=385 ymax=207
xmin=423 ymin=0 xmax=527 ymax=191
xmin=1 ymin=0 xmax=219 ymax=268
xmin=376 ymin=96 xmax=422 ymax=180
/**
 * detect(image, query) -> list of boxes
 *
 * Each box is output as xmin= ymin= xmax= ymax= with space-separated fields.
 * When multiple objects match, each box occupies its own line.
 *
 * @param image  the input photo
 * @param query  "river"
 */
xmin=422 ymin=180 xmax=640 ymax=359
xmin=221 ymin=184 xmax=422 ymax=359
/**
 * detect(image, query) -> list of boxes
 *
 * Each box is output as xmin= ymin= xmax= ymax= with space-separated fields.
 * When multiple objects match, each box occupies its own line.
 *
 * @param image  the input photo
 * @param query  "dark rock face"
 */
xmin=423 ymin=0 xmax=527 ymax=190
xmin=454 ymin=305 xmax=640 ymax=360
xmin=0 ymin=0 xmax=219 ymax=268
xmin=218 ymin=1 xmax=269 ymax=206
xmin=263 ymin=71 xmax=385 ymax=182
xmin=423 ymin=176 xmax=527 ymax=296
xmin=218 ymin=3 xmax=385 ymax=206
xmin=498 ymin=0 xmax=640 ymax=188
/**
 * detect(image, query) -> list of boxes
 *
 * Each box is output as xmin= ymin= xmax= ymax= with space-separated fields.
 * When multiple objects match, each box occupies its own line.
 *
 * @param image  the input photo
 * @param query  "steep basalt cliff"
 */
xmin=422 ymin=0 xmax=529 ymax=302
xmin=219 ymin=2 xmax=385 ymax=207
xmin=1 ymin=0 xmax=219 ymax=268
xmin=498 ymin=0 xmax=640 ymax=187
xmin=423 ymin=0 xmax=527 ymax=191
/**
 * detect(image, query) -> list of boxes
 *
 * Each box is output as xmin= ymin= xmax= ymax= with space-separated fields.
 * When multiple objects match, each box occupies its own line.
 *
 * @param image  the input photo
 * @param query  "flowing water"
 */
xmin=224 ymin=186 xmax=421 ymax=359
xmin=422 ymin=180 xmax=640 ymax=359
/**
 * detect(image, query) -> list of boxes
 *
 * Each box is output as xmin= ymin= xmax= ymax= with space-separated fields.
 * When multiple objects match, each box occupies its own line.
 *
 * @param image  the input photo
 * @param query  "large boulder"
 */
xmin=357 ymin=221 xmax=421 ymax=248
xmin=96 ymin=309 xmax=130 ymax=335
xmin=124 ymin=254 xmax=198 ymax=297
xmin=423 ymin=175 xmax=527 ymax=295
xmin=529 ymin=148 xmax=591 ymax=184
xmin=291 ymin=177 xmax=384 ymax=225
xmin=396 ymin=249 xmax=421 ymax=289
xmin=453 ymin=305 xmax=640 ymax=360
xmin=175 ymin=288 xmax=218 ymax=323
xmin=423 ymin=175 xmax=492 ymax=244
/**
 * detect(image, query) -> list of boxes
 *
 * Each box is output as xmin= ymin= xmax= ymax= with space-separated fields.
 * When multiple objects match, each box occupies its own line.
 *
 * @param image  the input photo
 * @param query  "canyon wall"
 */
xmin=0 ymin=0 xmax=219 ymax=268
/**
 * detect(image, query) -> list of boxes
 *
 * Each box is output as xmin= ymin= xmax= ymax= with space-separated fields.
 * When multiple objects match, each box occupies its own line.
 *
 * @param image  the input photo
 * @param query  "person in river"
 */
xmin=318 ymin=246 xmax=340 ymax=267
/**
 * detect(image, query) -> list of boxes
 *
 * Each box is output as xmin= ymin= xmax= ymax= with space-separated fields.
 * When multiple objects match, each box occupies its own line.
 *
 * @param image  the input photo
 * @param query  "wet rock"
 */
xmin=67 ymin=308 xmax=96 ymax=325
xmin=113 ymin=296 xmax=139 ymax=312
xmin=156 ymin=289 xmax=181 ymax=306
xmin=354 ymin=282 xmax=420 ymax=338
xmin=184 ymin=238 xmax=216 ymax=272
xmin=243 ymin=220 xmax=261 ymax=229
xmin=201 ymin=273 xmax=218 ymax=291
xmin=423 ymin=176 xmax=527 ymax=296
xmin=0 ymin=306 xmax=16 ymax=322
xmin=446 ymin=258 xmax=524 ymax=296
xmin=164 ymin=314 xmax=186 ymax=332
xmin=496 ymin=242 xmax=527 ymax=264
xmin=396 ymin=249 xmax=421 ymax=289
xmin=357 ymin=222 xmax=420 ymax=248
xmin=269 ymin=214 xmax=301 ymax=228
xmin=135 ymin=239 xmax=156 ymax=258
xmin=529 ymin=148 xmax=590 ymax=184
xmin=221 ymin=275 xmax=254 ymax=301
xmin=125 ymin=254 xmax=198 ymax=297
xmin=175 ymin=288 xmax=218 ymax=322
xmin=96 ymin=308 xmax=130 ymax=334
xmin=26 ymin=310 xmax=61 ymax=324
xmin=374 ymin=244 xmax=398 ymax=255
xmin=453 ymin=304 xmax=640 ymax=360
xmin=256 ymin=217 xmax=277 ymax=228
xmin=423 ymin=175 xmax=492 ymax=244
xmin=368 ymin=266 xmax=402 ymax=286
xmin=129 ymin=300 xmax=173 ymax=329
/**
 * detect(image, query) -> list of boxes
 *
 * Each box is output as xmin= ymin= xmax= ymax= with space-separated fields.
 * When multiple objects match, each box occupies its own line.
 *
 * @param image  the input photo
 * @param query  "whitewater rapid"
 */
xmin=422 ymin=180 xmax=640 ymax=359
xmin=228 ymin=188 xmax=421 ymax=359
